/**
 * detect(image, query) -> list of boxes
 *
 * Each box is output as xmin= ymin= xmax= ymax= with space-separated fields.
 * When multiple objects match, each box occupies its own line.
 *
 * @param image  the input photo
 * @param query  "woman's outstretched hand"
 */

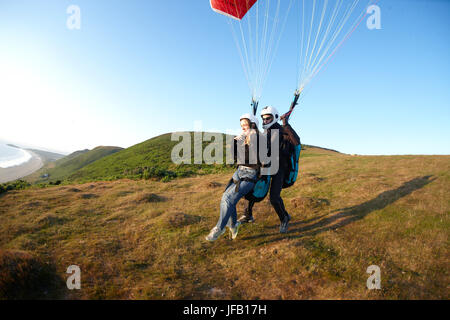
xmin=234 ymin=128 xmax=250 ymax=141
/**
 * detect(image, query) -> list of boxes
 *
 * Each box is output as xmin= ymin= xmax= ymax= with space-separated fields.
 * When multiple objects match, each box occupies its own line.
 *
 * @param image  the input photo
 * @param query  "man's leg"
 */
xmin=269 ymin=167 xmax=291 ymax=232
xmin=239 ymin=199 xmax=255 ymax=223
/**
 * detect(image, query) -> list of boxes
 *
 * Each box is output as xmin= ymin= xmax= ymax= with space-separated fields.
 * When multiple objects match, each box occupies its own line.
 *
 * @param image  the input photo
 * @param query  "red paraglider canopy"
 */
xmin=210 ymin=0 xmax=258 ymax=20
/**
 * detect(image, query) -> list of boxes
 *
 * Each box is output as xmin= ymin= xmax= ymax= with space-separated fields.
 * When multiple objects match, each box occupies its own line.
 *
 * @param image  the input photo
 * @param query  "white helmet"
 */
xmin=240 ymin=113 xmax=259 ymax=128
xmin=261 ymin=105 xmax=279 ymax=129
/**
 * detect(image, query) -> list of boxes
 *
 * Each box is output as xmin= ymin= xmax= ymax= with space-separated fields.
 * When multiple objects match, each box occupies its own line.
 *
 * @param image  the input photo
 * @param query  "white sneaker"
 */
xmin=229 ymin=222 xmax=241 ymax=240
xmin=205 ymin=226 xmax=226 ymax=241
xmin=238 ymin=214 xmax=254 ymax=223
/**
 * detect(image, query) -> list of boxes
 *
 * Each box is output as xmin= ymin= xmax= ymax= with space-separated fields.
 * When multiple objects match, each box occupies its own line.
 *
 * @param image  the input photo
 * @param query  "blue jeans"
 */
xmin=216 ymin=166 xmax=258 ymax=230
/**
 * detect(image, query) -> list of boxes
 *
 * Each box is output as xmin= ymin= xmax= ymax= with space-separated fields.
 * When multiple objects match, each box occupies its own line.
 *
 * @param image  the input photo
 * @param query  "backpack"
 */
xmin=282 ymin=124 xmax=301 ymax=188
xmin=244 ymin=124 xmax=301 ymax=202
xmin=244 ymin=170 xmax=271 ymax=203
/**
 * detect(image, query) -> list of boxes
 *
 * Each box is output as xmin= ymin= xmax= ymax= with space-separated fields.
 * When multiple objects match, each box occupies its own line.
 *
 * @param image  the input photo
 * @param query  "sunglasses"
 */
xmin=262 ymin=115 xmax=273 ymax=122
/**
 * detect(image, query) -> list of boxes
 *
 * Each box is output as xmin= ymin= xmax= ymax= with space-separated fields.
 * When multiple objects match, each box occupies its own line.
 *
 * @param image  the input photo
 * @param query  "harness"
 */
xmin=224 ymin=165 xmax=259 ymax=193
xmin=228 ymin=131 xmax=261 ymax=193
xmin=232 ymin=174 xmax=258 ymax=193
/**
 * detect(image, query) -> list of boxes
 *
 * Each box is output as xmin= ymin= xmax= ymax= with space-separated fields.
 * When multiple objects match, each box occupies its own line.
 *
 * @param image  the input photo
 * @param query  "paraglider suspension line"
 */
xmin=283 ymin=91 xmax=301 ymax=121
xmin=251 ymin=100 xmax=259 ymax=116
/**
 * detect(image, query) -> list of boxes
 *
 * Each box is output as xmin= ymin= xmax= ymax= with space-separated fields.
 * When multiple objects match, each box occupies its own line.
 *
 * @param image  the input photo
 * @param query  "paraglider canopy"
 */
xmin=210 ymin=0 xmax=293 ymax=111
xmin=210 ymin=0 xmax=258 ymax=20
xmin=211 ymin=0 xmax=378 ymax=117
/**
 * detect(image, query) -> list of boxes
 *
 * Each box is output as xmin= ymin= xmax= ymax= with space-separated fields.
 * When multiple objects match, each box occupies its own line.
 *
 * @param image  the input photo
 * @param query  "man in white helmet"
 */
xmin=239 ymin=105 xmax=295 ymax=233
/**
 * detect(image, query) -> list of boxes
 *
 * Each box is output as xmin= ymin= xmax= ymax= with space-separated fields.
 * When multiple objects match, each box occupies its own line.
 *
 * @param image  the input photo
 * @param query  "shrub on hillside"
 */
xmin=0 ymin=180 xmax=31 ymax=195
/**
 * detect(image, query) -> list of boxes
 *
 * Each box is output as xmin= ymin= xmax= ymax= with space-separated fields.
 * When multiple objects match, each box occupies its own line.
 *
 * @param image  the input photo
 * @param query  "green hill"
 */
xmin=64 ymin=132 xmax=337 ymax=184
xmin=66 ymin=132 xmax=232 ymax=183
xmin=26 ymin=146 xmax=123 ymax=184
xmin=57 ymin=149 xmax=90 ymax=163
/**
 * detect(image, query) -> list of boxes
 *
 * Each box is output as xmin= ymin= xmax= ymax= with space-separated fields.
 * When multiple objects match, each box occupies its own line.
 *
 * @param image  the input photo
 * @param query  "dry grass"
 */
xmin=0 ymin=249 xmax=64 ymax=299
xmin=0 ymin=153 xmax=448 ymax=299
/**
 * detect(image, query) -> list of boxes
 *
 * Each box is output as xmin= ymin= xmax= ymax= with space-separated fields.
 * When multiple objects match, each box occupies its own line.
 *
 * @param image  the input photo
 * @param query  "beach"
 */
xmin=0 ymin=150 xmax=43 ymax=183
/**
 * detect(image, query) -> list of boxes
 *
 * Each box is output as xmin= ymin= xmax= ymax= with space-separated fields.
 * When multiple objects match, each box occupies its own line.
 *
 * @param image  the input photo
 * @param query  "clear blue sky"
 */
xmin=0 ymin=0 xmax=449 ymax=155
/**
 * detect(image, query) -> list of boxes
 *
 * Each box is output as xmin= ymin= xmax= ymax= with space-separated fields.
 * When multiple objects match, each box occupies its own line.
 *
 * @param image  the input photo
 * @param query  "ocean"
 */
xmin=0 ymin=143 xmax=32 ymax=168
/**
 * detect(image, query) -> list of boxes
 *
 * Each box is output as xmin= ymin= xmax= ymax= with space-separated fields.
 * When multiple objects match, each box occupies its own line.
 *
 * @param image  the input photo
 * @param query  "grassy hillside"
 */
xmin=65 ymin=133 xmax=233 ymax=183
xmin=65 ymin=132 xmax=329 ymax=184
xmin=3 ymin=132 xmax=335 ymax=193
xmin=25 ymin=146 xmax=123 ymax=184
xmin=54 ymin=149 xmax=90 ymax=163
xmin=0 ymin=150 xmax=448 ymax=299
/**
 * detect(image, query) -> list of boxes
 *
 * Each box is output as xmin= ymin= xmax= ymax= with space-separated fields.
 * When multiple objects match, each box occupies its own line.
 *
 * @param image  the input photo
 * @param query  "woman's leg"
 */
xmin=216 ymin=171 xmax=256 ymax=230
xmin=216 ymin=183 xmax=237 ymax=230
xmin=215 ymin=170 xmax=239 ymax=230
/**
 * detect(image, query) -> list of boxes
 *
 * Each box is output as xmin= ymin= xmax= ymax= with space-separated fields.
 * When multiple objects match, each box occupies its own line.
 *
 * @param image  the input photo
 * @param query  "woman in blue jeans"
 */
xmin=205 ymin=114 xmax=260 ymax=241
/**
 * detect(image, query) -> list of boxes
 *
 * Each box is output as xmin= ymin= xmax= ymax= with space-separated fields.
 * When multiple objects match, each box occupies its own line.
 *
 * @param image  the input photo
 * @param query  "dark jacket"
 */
xmin=266 ymin=122 xmax=300 ymax=172
xmin=233 ymin=130 xmax=261 ymax=170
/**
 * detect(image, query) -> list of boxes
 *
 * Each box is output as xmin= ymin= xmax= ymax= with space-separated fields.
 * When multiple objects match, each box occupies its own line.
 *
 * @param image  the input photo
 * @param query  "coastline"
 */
xmin=0 ymin=150 xmax=44 ymax=183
